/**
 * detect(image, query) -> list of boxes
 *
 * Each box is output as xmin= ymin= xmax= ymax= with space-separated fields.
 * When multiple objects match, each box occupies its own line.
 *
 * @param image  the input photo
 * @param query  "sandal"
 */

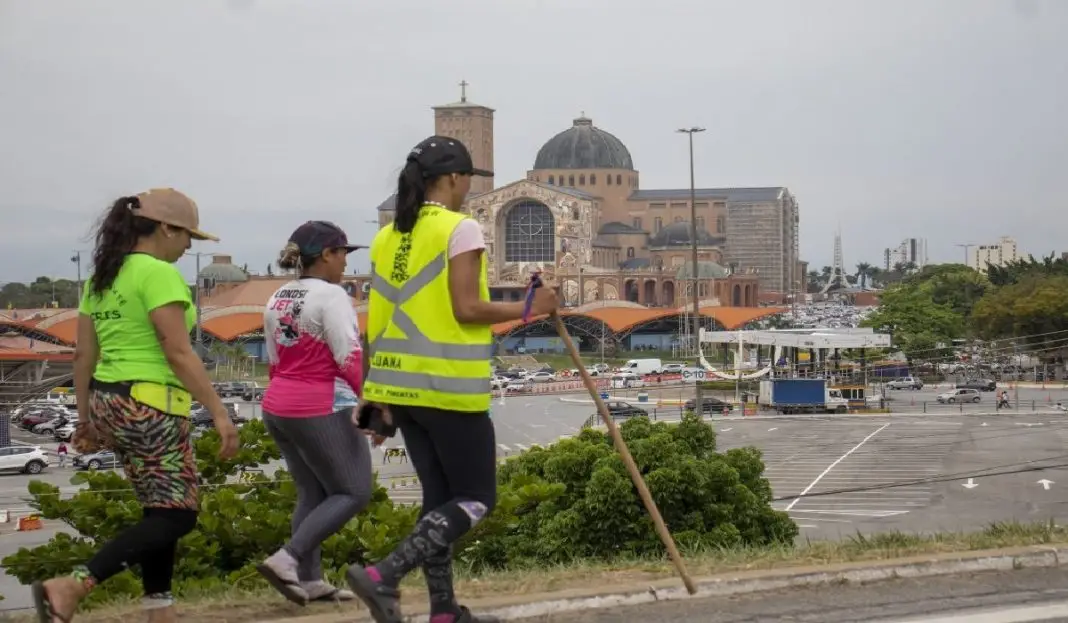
xmin=307 ymin=586 xmax=355 ymax=602
xmin=31 ymin=581 xmax=71 ymax=623
xmin=345 ymin=566 xmax=402 ymax=623
xmin=256 ymin=562 xmax=309 ymax=606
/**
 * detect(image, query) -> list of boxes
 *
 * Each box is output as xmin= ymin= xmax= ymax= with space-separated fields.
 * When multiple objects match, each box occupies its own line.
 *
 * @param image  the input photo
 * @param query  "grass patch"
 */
xmin=15 ymin=521 xmax=1068 ymax=623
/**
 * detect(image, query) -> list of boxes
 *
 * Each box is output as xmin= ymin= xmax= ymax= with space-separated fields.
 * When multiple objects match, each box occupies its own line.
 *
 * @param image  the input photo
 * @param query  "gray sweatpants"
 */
xmin=263 ymin=408 xmax=373 ymax=581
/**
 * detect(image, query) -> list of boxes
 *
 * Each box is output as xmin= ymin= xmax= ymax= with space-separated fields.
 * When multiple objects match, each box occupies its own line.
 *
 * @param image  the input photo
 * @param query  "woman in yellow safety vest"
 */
xmin=346 ymin=136 xmax=558 ymax=623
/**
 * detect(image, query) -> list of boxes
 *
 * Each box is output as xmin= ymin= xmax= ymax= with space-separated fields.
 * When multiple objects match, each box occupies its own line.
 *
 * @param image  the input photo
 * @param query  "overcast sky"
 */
xmin=1 ymin=0 xmax=1064 ymax=283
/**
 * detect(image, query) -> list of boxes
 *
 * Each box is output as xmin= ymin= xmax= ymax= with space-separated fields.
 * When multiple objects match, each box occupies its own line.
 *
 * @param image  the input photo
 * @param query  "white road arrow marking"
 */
xmin=1015 ymin=422 xmax=1044 ymax=427
xmin=1038 ymin=479 xmax=1055 ymax=490
xmin=720 ymin=428 xmax=733 ymax=432
xmin=981 ymin=422 xmax=988 ymax=427
xmin=962 ymin=478 xmax=978 ymax=489
xmin=768 ymin=427 xmax=779 ymax=432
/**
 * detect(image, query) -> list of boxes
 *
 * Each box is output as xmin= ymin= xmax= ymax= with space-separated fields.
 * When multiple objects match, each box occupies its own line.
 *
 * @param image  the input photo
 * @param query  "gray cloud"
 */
xmin=2 ymin=0 xmax=1065 ymax=282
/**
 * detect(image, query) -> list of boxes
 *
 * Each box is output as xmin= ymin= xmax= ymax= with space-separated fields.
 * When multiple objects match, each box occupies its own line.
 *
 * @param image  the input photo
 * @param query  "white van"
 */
xmin=620 ymin=359 xmax=662 ymax=376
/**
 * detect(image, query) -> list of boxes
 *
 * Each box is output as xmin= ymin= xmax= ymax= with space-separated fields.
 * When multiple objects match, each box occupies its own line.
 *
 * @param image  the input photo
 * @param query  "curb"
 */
xmin=258 ymin=545 xmax=1068 ymax=622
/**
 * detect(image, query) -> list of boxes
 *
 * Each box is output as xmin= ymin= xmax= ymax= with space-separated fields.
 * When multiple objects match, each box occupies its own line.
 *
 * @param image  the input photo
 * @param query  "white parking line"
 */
xmin=784 ymin=423 xmax=891 ymax=512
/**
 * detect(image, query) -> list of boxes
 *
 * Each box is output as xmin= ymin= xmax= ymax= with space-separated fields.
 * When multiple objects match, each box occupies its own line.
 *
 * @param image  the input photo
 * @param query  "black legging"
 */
xmin=86 ymin=507 xmax=198 ymax=595
xmin=394 ymin=406 xmax=497 ymax=516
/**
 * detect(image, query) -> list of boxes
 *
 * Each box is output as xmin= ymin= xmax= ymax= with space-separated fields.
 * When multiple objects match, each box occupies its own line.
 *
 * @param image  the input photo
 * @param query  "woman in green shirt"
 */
xmin=32 ymin=189 xmax=239 ymax=623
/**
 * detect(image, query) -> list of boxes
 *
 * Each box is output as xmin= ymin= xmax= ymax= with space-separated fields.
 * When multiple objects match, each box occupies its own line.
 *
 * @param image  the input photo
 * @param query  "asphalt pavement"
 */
xmin=529 ymin=566 xmax=1068 ymax=622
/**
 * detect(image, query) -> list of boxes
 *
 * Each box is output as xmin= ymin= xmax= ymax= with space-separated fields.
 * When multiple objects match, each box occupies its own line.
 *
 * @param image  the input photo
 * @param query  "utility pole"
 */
xmin=188 ymin=252 xmax=214 ymax=349
xmin=677 ymin=126 xmax=706 ymax=411
xmin=70 ymin=250 xmax=86 ymax=303
xmin=956 ymin=243 xmax=976 ymax=269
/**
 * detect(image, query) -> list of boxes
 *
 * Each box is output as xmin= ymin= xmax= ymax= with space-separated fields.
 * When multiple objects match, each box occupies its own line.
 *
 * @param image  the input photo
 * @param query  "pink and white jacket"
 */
xmin=262 ymin=278 xmax=363 ymax=418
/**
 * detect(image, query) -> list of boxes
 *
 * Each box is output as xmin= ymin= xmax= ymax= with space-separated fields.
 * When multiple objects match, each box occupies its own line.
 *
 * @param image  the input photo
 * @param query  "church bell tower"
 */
xmin=432 ymin=80 xmax=495 ymax=195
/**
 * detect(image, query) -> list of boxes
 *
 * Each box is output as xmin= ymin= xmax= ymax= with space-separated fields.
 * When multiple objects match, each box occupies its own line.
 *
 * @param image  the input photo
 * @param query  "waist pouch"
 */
xmin=91 ymin=379 xmax=192 ymax=417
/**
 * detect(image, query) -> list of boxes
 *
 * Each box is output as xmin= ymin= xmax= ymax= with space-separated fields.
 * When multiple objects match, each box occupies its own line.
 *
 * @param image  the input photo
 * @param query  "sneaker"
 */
xmin=256 ymin=549 xmax=308 ymax=606
xmin=303 ymin=580 xmax=355 ymax=602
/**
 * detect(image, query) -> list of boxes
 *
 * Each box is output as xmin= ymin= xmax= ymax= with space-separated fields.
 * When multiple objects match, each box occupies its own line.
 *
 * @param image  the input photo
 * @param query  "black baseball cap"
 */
xmin=289 ymin=221 xmax=365 ymax=256
xmin=408 ymin=135 xmax=493 ymax=178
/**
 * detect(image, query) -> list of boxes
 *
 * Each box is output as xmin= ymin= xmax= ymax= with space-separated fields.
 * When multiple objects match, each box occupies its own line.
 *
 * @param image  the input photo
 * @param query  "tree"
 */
xmin=898 ymin=264 xmax=988 ymax=319
xmin=462 ymin=413 xmax=797 ymax=569
xmin=862 ymin=286 xmax=963 ymax=366
xmin=1 ymin=277 xmax=80 ymax=309
xmin=986 ymin=253 xmax=1068 ymax=287
xmin=855 ymin=262 xmax=872 ymax=289
xmin=971 ymin=274 xmax=1068 ymax=354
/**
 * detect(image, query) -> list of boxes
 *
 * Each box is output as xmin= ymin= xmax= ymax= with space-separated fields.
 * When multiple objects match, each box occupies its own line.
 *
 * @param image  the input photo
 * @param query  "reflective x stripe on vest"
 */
xmin=366 ymin=253 xmax=491 ymax=397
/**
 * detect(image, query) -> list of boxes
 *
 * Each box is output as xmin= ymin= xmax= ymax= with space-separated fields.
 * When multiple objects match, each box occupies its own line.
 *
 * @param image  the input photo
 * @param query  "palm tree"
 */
xmin=855 ymin=262 xmax=872 ymax=289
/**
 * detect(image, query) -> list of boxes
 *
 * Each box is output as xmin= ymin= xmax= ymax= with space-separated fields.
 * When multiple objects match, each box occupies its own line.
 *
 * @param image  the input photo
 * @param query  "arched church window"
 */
xmin=579 ymin=174 xmax=586 ymax=185
xmin=548 ymin=175 xmax=555 ymax=185
xmin=590 ymin=174 xmax=597 ymax=184
xmin=607 ymin=175 xmax=613 ymax=185
xmin=504 ymin=201 xmax=556 ymax=263
xmin=626 ymin=247 xmax=635 ymax=258
xmin=716 ymin=216 xmax=725 ymax=233
xmin=616 ymin=174 xmax=622 ymax=185
xmin=568 ymin=175 xmax=575 ymax=187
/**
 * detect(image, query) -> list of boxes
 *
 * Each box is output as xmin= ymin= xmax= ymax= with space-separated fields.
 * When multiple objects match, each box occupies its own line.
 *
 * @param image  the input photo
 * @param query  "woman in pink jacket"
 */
xmin=256 ymin=221 xmax=372 ymax=605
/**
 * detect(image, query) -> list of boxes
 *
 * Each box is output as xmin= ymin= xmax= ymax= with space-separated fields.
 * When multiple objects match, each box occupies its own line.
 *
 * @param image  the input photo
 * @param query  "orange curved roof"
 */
xmin=1 ymin=318 xmax=77 ymax=345
xmin=491 ymin=306 xmax=788 ymax=336
xmin=201 ymin=313 xmax=265 ymax=342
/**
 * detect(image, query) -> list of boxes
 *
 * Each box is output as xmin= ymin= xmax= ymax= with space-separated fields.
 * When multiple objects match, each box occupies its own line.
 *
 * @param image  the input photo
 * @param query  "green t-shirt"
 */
xmin=79 ymin=253 xmax=195 ymax=389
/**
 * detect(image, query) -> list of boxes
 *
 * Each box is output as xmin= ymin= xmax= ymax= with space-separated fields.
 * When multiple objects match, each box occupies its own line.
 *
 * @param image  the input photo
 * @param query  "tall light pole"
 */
xmin=187 ymin=252 xmax=215 ymax=348
xmin=70 ymin=250 xmax=87 ymax=303
xmin=678 ymin=127 xmax=706 ymax=411
xmin=956 ymin=243 xmax=976 ymax=269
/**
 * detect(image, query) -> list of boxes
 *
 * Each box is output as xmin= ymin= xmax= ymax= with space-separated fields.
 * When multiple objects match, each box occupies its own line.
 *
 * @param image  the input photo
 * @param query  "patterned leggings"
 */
xmin=88 ymin=389 xmax=198 ymax=510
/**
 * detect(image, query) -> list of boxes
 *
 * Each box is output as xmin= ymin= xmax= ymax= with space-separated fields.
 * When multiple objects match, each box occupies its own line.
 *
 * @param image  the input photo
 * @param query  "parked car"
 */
xmin=956 ymin=379 xmax=997 ymax=392
xmin=525 ymin=371 xmax=556 ymax=383
xmin=33 ymin=415 xmax=71 ymax=436
xmin=937 ymin=388 xmax=981 ymax=404
xmin=73 ymin=450 xmax=121 ymax=470
xmin=53 ymin=422 xmax=75 ymax=442
xmin=0 ymin=446 xmax=50 ymax=474
xmin=886 ymin=377 xmax=924 ymax=390
xmin=604 ymin=401 xmax=648 ymax=419
xmin=684 ymin=397 xmax=735 ymax=414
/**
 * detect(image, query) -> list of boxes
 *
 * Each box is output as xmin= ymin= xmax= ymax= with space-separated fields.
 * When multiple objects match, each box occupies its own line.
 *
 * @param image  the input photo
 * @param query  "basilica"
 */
xmin=375 ymin=86 xmax=803 ymax=309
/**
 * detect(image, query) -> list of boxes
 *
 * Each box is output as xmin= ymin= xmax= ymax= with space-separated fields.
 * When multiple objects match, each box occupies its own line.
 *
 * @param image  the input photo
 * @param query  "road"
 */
xmin=532 ymin=566 xmax=1068 ymax=621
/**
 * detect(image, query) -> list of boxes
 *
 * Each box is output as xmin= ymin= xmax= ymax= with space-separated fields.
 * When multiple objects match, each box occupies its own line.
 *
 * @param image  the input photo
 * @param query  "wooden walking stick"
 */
xmin=524 ymin=273 xmax=697 ymax=595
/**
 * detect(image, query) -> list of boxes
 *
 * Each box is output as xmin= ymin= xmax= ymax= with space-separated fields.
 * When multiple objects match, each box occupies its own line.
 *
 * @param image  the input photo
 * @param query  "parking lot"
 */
xmin=713 ymin=412 xmax=1068 ymax=538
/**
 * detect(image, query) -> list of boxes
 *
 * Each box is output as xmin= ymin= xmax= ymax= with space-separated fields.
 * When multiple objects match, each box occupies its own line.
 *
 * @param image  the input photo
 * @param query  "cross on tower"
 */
xmin=459 ymin=79 xmax=469 ymax=102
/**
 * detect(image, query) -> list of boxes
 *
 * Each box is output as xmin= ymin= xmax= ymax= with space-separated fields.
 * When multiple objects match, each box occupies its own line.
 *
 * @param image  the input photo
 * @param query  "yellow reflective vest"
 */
xmin=363 ymin=204 xmax=492 ymax=412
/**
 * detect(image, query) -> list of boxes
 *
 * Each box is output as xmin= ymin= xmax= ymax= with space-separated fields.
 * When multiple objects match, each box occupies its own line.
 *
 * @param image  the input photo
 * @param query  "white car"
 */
xmin=525 ymin=371 xmax=556 ymax=383
xmin=937 ymin=388 xmax=981 ymax=404
xmin=491 ymin=376 xmax=509 ymax=390
xmin=0 ymin=446 xmax=50 ymax=474
xmin=611 ymin=372 xmax=645 ymax=389
xmin=659 ymin=363 xmax=686 ymax=374
xmin=54 ymin=423 xmax=75 ymax=442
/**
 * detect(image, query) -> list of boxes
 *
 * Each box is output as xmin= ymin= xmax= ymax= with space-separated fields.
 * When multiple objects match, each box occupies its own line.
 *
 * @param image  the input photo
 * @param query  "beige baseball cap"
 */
xmin=132 ymin=188 xmax=219 ymax=241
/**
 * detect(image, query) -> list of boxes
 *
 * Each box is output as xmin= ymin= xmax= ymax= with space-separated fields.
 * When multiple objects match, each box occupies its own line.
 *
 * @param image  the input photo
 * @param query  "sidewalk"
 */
xmin=260 ymin=545 xmax=1068 ymax=622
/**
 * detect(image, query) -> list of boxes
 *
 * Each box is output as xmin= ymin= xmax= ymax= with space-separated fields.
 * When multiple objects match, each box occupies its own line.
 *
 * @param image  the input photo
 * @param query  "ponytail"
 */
xmin=277 ymin=241 xmax=319 ymax=273
xmin=392 ymin=160 xmax=427 ymax=234
xmin=89 ymin=196 xmax=159 ymax=296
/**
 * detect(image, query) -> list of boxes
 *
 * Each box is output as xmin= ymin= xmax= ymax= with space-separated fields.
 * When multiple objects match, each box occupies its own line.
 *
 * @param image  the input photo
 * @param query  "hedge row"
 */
xmin=3 ymin=415 xmax=796 ymax=606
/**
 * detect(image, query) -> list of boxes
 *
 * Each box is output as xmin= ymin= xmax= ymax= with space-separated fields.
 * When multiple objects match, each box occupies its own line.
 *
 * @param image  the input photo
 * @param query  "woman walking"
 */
xmin=347 ymin=136 xmax=559 ymax=623
xmin=32 ymin=189 xmax=239 ymax=623
xmin=255 ymin=221 xmax=373 ymax=605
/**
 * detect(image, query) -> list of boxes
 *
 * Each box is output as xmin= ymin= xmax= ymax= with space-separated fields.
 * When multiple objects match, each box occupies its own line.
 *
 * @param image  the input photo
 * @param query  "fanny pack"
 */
xmin=91 ymin=379 xmax=193 ymax=417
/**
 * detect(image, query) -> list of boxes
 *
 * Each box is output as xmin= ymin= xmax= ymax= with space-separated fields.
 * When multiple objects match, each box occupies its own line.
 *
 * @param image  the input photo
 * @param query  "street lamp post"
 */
xmin=188 ymin=252 xmax=215 ymax=348
xmin=677 ymin=127 xmax=706 ymax=411
xmin=70 ymin=250 xmax=87 ymax=303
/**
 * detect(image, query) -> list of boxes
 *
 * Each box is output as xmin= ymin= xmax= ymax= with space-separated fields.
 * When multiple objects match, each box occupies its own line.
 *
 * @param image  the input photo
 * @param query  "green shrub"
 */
xmin=2 ymin=419 xmax=420 ymax=605
xmin=458 ymin=412 xmax=797 ymax=571
xmin=3 ymin=414 xmax=795 ymax=605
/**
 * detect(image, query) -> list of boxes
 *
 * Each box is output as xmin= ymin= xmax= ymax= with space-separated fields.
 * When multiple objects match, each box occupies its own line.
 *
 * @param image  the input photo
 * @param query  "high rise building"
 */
xmin=968 ymin=236 xmax=1018 ymax=272
xmin=883 ymin=238 xmax=927 ymax=270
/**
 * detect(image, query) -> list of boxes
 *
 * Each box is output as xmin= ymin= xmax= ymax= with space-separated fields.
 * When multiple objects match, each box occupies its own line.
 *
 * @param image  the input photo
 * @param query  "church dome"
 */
xmin=199 ymin=262 xmax=248 ymax=284
xmin=533 ymin=116 xmax=634 ymax=170
xmin=648 ymin=221 xmax=722 ymax=247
